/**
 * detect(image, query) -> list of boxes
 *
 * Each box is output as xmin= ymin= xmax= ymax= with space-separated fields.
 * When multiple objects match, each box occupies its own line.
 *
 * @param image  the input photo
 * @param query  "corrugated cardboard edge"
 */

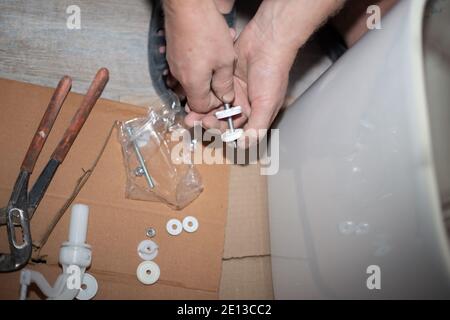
xmin=223 ymin=164 xmax=271 ymax=258
xmin=220 ymin=164 xmax=274 ymax=299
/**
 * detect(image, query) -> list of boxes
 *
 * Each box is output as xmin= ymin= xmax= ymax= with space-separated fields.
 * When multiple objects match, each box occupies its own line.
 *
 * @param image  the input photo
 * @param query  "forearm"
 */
xmin=163 ymin=0 xmax=235 ymax=15
xmin=253 ymin=0 xmax=346 ymax=52
xmin=332 ymin=0 xmax=398 ymax=47
xmin=163 ymin=0 xmax=218 ymax=16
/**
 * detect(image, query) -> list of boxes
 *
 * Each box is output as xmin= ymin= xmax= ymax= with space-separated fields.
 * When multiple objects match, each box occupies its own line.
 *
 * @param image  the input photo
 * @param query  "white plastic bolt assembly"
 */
xmin=59 ymin=204 xmax=92 ymax=270
xmin=137 ymin=239 xmax=159 ymax=261
xmin=215 ymin=104 xmax=243 ymax=144
xmin=136 ymin=261 xmax=160 ymax=285
xmin=19 ymin=204 xmax=98 ymax=300
xmin=182 ymin=216 xmax=199 ymax=233
xmin=166 ymin=218 xmax=183 ymax=236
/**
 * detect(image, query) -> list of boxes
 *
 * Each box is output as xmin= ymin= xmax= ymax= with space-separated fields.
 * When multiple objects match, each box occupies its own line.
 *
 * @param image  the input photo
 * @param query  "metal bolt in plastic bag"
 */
xmin=118 ymin=107 xmax=203 ymax=209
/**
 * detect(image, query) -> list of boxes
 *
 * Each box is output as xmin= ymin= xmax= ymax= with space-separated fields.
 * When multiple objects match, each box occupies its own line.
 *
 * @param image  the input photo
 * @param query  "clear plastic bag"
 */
xmin=118 ymin=106 xmax=203 ymax=209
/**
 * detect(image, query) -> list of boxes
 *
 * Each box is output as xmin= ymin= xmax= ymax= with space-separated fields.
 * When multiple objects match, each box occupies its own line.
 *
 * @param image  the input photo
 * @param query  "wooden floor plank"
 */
xmin=0 ymin=0 xmax=156 ymax=106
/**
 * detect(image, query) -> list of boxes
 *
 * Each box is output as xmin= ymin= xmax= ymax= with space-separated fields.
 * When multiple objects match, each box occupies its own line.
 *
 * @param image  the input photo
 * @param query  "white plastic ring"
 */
xmin=166 ymin=218 xmax=183 ymax=236
xmin=136 ymin=261 xmax=160 ymax=285
xmin=76 ymin=273 xmax=98 ymax=300
xmin=182 ymin=216 xmax=199 ymax=233
xmin=215 ymin=106 xmax=242 ymax=119
xmin=221 ymin=129 xmax=244 ymax=143
xmin=137 ymin=240 xmax=159 ymax=261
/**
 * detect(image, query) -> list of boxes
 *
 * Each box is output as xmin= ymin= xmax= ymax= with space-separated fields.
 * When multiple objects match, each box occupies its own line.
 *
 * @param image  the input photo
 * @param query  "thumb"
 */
xmin=240 ymin=100 xmax=274 ymax=148
xmin=212 ymin=65 xmax=235 ymax=103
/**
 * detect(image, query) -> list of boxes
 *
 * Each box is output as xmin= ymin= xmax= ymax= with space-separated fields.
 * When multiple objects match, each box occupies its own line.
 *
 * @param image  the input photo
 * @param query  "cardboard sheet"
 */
xmin=223 ymin=165 xmax=271 ymax=259
xmin=220 ymin=256 xmax=273 ymax=300
xmin=219 ymin=164 xmax=274 ymax=299
xmin=0 ymin=78 xmax=229 ymax=299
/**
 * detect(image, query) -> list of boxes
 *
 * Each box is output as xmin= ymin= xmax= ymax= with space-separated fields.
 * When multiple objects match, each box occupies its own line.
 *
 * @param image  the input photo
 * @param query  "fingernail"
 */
xmin=222 ymin=91 xmax=234 ymax=103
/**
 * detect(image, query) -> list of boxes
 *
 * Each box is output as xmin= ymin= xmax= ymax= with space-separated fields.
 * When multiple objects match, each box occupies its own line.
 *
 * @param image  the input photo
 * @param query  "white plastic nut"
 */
xmin=215 ymin=105 xmax=242 ymax=119
xmin=76 ymin=273 xmax=98 ymax=300
xmin=136 ymin=261 xmax=160 ymax=285
xmin=59 ymin=244 xmax=91 ymax=269
xmin=182 ymin=216 xmax=199 ymax=233
xmin=166 ymin=219 xmax=183 ymax=236
xmin=137 ymin=240 xmax=159 ymax=261
xmin=221 ymin=129 xmax=244 ymax=143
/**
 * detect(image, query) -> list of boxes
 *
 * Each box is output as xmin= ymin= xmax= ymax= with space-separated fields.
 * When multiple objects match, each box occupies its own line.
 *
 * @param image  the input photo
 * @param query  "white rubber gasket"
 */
xmin=76 ymin=273 xmax=98 ymax=300
xmin=166 ymin=218 xmax=183 ymax=236
xmin=215 ymin=106 xmax=242 ymax=119
xmin=182 ymin=216 xmax=199 ymax=233
xmin=221 ymin=129 xmax=244 ymax=143
xmin=137 ymin=240 xmax=159 ymax=261
xmin=136 ymin=261 xmax=160 ymax=285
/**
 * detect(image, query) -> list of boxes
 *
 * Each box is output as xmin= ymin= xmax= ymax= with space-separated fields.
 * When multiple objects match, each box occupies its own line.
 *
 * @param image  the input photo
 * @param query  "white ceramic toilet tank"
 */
xmin=268 ymin=0 xmax=450 ymax=299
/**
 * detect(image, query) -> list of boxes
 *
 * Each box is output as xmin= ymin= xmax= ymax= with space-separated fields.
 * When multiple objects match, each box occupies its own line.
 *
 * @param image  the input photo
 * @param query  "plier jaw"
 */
xmin=0 ymin=171 xmax=32 ymax=272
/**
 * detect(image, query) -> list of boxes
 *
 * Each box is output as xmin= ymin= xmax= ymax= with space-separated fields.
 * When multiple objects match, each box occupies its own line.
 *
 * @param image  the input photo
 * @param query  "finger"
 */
xmin=233 ymin=77 xmax=251 ymax=120
xmin=202 ymin=114 xmax=223 ymax=131
xmin=185 ymin=84 xmax=224 ymax=114
xmin=184 ymin=111 xmax=206 ymax=128
xmin=233 ymin=112 xmax=248 ymax=128
xmin=212 ymin=65 xmax=235 ymax=103
xmin=244 ymin=102 xmax=274 ymax=132
xmin=183 ymin=80 xmax=213 ymax=113
xmin=240 ymin=98 xmax=278 ymax=148
xmin=187 ymin=108 xmax=224 ymax=131
xmin=229 ymin=27 xmax=237 ymax=40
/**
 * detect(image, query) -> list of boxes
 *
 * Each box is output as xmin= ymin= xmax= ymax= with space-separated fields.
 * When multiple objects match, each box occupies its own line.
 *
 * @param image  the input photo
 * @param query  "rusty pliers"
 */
xmin=0 ymin=68 xmax=109 ymax=272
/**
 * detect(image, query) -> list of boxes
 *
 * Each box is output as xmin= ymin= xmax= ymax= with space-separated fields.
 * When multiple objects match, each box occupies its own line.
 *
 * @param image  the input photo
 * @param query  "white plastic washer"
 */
xmin=136 ymin=261 xmax=160 ymax=285
xmin=76 ymin=273 xmax=98 ymax=300
xmin=182 ymin=216 xmax=199 ymax=233
xmin=166 ymin=218 xmax=183 ymax=236
xmin=221 ymin=129 xmax=244 ymax=143
xmin=137 ymin=239 xmax=159 ymax=261
xmin=215 ymin=105 xmax=242 ymax=119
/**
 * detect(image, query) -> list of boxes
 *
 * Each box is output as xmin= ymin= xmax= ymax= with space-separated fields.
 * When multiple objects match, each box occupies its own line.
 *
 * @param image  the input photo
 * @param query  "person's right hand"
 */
xmin=164 ymin=0 xmax=236 ymax=113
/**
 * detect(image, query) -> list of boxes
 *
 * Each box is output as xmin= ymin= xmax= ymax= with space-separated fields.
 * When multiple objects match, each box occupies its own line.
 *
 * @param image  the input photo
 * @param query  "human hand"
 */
xmin=184 ymin=17 xmax=298 ymax=146
xmin=164 ymin=0 xmax=236 ymax=113
xmin=185 ymin=0 xmax=347 ymax=147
